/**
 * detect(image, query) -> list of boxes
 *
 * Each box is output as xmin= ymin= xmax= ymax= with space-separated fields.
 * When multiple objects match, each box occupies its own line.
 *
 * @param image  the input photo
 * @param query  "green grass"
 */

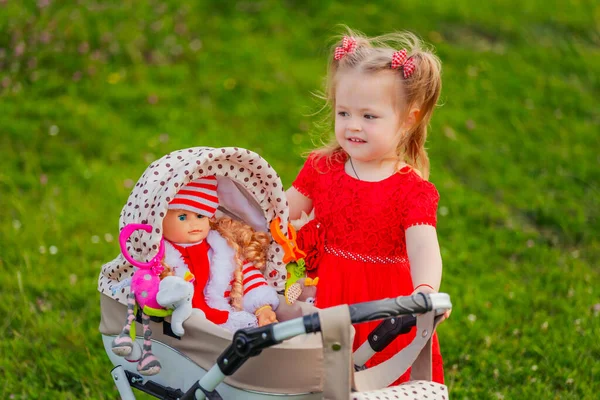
xmin=1 ymin=1 xmax=598 ymax=399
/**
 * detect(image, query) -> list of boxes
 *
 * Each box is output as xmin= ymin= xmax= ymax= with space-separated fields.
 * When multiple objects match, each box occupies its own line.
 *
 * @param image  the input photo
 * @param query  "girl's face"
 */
xmin=162 ymin=209 xmax=211 ymax=243
xmin=334 ymin=70 xmax=407 ymax=164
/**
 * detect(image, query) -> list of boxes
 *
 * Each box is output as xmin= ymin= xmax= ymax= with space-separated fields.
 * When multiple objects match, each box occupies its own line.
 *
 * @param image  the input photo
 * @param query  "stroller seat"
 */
xmin=100 ymin=293 xmax=327 ymax=396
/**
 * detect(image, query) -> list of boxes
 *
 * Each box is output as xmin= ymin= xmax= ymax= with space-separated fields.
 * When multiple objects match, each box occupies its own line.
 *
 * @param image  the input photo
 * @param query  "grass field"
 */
xmin=1 ymin=1 xmax=598 ymax=399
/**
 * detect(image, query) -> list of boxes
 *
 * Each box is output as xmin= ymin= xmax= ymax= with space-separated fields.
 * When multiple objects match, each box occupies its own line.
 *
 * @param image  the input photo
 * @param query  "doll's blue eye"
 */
xmin=178 ymin=214 xmax=187 ymax=221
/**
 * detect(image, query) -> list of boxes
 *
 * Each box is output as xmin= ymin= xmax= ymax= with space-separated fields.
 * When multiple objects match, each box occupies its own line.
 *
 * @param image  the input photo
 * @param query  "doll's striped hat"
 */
xmin=168 ymin=176 xmax=219 ymax=217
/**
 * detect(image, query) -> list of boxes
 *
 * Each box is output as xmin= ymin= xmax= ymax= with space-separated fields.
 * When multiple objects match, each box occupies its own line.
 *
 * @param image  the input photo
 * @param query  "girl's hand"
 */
xmin=411 ymin=286 xmax=451 ymax=323
xmin=256 ymin=306 xmax=278 ymax=326
xmin=438 ymin=308 xmax=452 ymax=322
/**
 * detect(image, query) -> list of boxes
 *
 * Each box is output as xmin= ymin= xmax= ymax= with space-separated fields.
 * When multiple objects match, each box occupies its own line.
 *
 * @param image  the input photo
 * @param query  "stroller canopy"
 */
xmin=98 ymin=147 xmax=290 ymax=305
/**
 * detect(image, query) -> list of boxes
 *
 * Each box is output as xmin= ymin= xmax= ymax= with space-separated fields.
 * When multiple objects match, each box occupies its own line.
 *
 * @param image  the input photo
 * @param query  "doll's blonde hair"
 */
xmin=313 ymin=27 xmax=442 ymax=180
xmin=210 ymin=217 xmax=270 ymax=311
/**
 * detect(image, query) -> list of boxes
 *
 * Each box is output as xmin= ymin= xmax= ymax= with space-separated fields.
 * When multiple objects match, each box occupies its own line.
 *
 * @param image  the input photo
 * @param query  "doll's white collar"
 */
xmin=173 ymin=240 xmax=205 ymax=248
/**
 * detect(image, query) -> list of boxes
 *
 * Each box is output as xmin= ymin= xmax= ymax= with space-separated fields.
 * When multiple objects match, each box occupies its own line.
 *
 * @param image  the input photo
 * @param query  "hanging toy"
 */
xmin=110 ymin=224 xmax=194 ymax=376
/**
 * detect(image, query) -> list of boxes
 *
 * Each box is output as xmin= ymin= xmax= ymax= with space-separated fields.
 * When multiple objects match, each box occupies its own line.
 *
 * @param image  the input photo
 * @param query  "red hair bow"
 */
xmin=391 ymin=49 xmax=416 ymax=79
xmin=334 ymin=36 xmax=357 ymax=60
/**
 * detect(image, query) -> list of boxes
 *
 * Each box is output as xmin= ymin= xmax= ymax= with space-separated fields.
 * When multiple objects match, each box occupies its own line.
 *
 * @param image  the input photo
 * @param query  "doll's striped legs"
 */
xmin=111 ymin=291 xmax=136 ymax=356
xmin=110 ymin=292 xmax=161 ymax=375
xmin=137 ymin=313 xmax=161 ymax=375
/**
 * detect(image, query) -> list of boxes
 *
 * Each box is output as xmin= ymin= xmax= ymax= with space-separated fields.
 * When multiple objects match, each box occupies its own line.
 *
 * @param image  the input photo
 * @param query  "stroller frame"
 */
xmin=106 ymin=293 xmax=451 ymax=400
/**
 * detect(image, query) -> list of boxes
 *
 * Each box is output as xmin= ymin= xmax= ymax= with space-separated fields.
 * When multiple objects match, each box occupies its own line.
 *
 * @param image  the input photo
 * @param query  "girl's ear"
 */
xmin=403 ymin=107 xmax=421 ymax=131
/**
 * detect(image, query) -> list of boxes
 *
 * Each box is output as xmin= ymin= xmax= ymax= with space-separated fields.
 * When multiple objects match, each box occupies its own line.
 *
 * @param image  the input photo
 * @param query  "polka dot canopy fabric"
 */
xmin=98 ymin=147 xmax=291 ymax=305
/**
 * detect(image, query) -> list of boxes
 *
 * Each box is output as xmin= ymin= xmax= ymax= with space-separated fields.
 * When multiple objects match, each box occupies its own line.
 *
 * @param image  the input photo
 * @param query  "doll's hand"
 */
xmin=256 ymin=306 xmax=278 ymax=326
xmin=159 ymin=266 xmax=174 ymax=280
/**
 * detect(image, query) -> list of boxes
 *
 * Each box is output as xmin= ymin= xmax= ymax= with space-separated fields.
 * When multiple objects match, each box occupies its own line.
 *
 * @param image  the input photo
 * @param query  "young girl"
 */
xmin=286 ymin=29 xmax=445 ymax=384
xmin=162 ymin=175 xmax=279 ymax=331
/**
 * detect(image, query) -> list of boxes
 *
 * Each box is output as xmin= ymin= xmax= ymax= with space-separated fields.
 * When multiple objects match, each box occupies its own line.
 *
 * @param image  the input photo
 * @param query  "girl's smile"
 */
xmin=347 ymin=136 xmax=367 ymax=144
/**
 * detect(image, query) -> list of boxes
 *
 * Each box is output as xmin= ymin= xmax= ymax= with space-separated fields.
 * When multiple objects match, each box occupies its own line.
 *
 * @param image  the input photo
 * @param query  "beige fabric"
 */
xmin=410 ymin=330 xmax=432 ymax=381
xmin=352 ymin=381 xmax=449 ymax=400
xmin=411 ymin=314 xmax=445 ymax=381
xmin=100 ymin=294 xmax=324 ymax=394
xmin=354 ymin=311 xmax=436 ymax=391
xmin=318 ymin=305 xmax=353 ymax=400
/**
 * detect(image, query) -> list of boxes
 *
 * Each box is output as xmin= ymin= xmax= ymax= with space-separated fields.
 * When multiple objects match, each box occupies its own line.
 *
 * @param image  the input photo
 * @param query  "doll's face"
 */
xmin=162 ymin=209 xmax=211 ymax=243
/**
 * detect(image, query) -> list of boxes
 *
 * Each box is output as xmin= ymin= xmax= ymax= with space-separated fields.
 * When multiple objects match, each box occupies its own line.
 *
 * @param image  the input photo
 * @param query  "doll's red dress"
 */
xmin=293 ymin=152 xmax=444 ymax=385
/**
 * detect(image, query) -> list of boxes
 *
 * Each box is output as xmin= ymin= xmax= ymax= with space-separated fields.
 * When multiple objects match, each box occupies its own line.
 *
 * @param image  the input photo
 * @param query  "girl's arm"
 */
xmin=286 ymin=187 xmax=313 ymax=220
xmin=406 ymin=225 xmax=442 ymax=292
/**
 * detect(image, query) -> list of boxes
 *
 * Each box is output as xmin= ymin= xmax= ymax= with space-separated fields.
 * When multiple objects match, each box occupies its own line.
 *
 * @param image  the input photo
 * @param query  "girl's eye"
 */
xmin=364 ymin=114 xmax=377 ymax=120
xmin=178 ymin=214 xmax=187 ymax=221
xmin=337 ymin=111 xmax=349 ymax=117
xmin=196 ymin=214 xmax=205 ymax=219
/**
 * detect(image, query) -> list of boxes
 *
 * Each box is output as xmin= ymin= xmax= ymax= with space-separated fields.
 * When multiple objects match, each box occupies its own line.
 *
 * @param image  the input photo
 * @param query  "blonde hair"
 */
xmin=210 ymin=217 xmax=270 ymax=311
xmin=313 ymin=27 xmax=442 ymax=180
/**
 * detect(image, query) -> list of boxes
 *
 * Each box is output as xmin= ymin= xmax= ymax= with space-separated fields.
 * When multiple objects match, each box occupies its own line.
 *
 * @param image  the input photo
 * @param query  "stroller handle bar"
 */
xmin=301 ymin=292 xmax=449 ymax=336
xmin=184 ymin=293 xmax=451 ymax=400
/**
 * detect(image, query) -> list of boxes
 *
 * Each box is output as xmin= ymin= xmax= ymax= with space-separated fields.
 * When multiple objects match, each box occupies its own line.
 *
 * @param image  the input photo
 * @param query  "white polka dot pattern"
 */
xmin=352 ymin=380 xmax=448 ymax=400
xmin=97 ymin=147 xmax=290 ymax=305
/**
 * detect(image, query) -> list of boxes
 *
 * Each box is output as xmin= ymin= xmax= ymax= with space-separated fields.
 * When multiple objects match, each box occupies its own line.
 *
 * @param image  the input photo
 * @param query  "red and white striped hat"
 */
xmin=168 ymin=176 xmax=219 ymax=217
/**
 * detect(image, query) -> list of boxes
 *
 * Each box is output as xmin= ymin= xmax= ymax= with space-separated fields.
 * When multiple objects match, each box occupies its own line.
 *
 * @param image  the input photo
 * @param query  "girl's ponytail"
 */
xmin=398 ymin=49 xmax=442 ymax=180
xmin=403 ymin=123 xmax=430 ymax=179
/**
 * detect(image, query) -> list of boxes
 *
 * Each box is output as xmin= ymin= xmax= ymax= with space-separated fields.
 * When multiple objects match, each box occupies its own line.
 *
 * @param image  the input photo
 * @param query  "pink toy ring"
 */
xmin=119 ymin=223 xmax=165 ymax=274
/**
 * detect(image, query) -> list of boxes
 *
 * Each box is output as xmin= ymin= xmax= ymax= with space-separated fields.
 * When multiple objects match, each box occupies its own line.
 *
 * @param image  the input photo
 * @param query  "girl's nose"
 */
xmin=348 ymin=118 xmax=361 ymax=131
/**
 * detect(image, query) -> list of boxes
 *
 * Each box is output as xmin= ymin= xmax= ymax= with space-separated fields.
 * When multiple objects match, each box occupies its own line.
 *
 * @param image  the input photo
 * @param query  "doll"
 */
xmin=161 ymin=175 xmax=279 ymax=331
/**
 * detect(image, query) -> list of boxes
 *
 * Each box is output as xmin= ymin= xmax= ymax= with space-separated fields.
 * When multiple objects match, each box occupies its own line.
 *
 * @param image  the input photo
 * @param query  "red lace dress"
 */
xmin=293 ymin=152 xmax=444 ymax=385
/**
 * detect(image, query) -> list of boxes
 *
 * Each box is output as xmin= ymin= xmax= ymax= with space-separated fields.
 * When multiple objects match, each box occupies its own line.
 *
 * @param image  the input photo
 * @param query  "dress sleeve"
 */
xmin=403 ymin=180 xmax=440 ymax=229
xmin=292 ymin=153 xmax=319 ymax=199
xmin=241 ymin=261 xmax=280 ymax=313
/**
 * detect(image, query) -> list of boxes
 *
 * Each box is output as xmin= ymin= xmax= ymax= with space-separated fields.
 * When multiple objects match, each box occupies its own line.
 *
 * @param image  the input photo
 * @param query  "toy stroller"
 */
xmin=99 ymin=147 xmax=452 ymax=399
